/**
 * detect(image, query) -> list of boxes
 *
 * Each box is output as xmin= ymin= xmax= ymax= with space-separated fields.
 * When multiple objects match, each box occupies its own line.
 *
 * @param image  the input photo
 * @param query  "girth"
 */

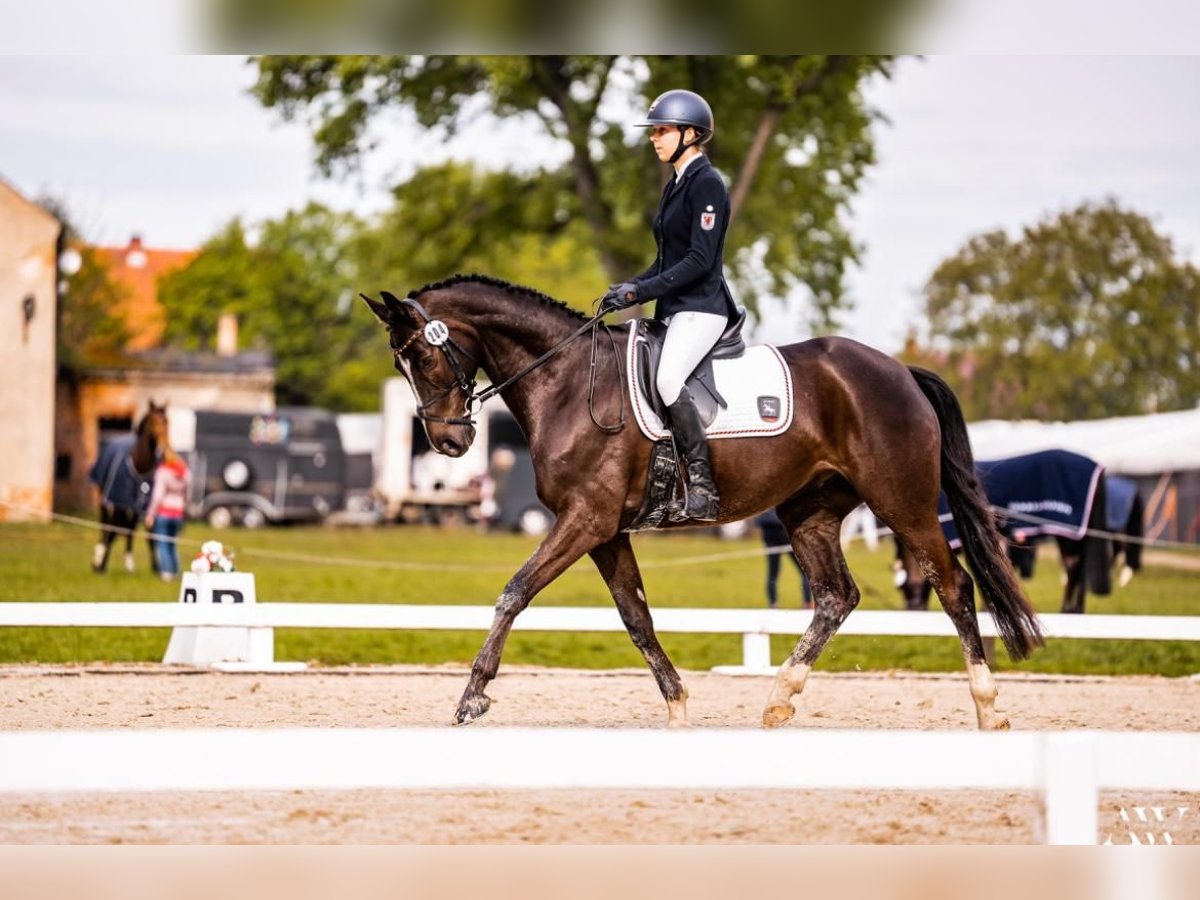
xmin=635 ymin=307 xmax=747 ymax=425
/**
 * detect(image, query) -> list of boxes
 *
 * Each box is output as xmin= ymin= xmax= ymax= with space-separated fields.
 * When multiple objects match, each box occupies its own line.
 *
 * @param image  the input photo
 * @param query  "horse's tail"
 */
xmin=907 ymin=367 xmax=1044 ymax=661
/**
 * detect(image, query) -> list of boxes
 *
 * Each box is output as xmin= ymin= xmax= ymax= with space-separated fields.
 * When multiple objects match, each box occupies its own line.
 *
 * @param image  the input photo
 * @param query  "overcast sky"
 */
xmin=2 ymin=54 xmax=1198 ymax=352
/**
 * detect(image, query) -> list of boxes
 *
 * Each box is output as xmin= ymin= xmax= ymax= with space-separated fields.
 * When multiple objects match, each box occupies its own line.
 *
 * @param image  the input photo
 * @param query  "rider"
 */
xmin=600 ymin=89 xmax=738 ymax=523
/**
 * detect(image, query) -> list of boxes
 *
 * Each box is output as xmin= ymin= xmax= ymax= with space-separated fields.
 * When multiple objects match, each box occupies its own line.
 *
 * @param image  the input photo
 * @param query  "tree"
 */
xmin=914 ymin=200 xmax=1200 ymax=420
xmin=352 ymin=161 xmax=607 ymax=309
xmin=158 ymin=206 xmax=386 ymax=409
xmin=251 ymin=55 xmax=895 ymax=331
xmin=156 ymin=179 xmax=604 ymax=410
xmin=37 ymin=197 xmax=130 ymax=372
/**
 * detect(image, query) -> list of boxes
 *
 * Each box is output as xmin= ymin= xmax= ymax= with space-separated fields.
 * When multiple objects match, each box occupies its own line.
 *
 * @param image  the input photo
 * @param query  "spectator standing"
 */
xmin=756 ymin=509 xmax=812 ymax=609
xmin=144 ymin=450 xmax=191 ymax=581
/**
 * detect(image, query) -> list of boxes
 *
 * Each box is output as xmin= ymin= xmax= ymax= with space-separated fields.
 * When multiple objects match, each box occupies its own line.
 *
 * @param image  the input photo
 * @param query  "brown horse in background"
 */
xmin=364 ymin=275 xmax=1043 ymax=730
xmin=89 ymin=401 xmax=169 ymax=573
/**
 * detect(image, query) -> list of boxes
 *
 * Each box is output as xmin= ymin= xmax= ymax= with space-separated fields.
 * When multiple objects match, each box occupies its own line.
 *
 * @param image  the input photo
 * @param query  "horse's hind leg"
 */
xmin=897 ymin=519 xmax=1009 ymax=730
xmin=590 ymin=534 xmax=689 ymax=728
xmin=763 ymin=483 xmax=861 ymax=728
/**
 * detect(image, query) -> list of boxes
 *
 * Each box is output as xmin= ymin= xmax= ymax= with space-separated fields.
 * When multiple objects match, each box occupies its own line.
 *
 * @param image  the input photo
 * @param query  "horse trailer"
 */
xmin=170 ymin=408 xmax=347 ymax=528
xmin=377 ymin=377 xmax=552 ymax=533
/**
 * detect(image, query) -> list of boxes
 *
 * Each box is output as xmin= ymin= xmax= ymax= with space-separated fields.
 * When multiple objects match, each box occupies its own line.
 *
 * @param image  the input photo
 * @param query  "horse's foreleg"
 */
xmin=454 ymin=515 xmax=600 ymax=726
xmin=93 ymin=509 xmax=115 ymax=573
xmin=124 ymin=521 xmax=136 ymax=574
xmin=590 ymin=534 xmax=689 ymax=728
xmin=763 ymin=511 xmax=859 ymax=728
xmin=1060 ymin=539 xmax=1085 ymax=614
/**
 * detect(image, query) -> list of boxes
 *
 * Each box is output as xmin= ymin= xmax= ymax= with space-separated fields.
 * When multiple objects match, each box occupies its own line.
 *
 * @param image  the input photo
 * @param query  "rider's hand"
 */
xmin=599 ymin=282 xmax=639 ymax=314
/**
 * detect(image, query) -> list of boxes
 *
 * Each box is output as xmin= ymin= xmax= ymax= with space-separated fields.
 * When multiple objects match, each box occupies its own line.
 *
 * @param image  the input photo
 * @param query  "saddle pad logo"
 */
xmin=757 ymin=396 xmax=781 ymax=422
xmin=700 ymin=211 xmax=716 ymax=231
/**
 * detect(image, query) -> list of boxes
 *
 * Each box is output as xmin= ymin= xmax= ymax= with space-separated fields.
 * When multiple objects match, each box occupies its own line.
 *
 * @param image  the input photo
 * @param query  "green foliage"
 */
xmin=355 ymin=162 xmax=607 ymax=310
xmin=3 ymin=522 xmax=1198 ymax=677
xmin=57 ymin=247 xmax=131 ymax=370
xmin=36 ymin=197 xmax=130 ymax=371
xmin=158 ymin=206 xmax=388 ymax=410
xmin=251 ymin=55 xmax=896 ymax=332
xmin=157 ymin=166 xmax=609 ymax=410
xmin=917 ymin=199 xmax=1200 ymax=420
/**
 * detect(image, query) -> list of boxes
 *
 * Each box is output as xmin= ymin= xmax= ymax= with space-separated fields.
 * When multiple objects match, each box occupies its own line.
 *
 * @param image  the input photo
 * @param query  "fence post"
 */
xmin=1041 ymin=733 xmax=1099 ymax=844
xmin=741 ymin=632 xmax=772 ymax=670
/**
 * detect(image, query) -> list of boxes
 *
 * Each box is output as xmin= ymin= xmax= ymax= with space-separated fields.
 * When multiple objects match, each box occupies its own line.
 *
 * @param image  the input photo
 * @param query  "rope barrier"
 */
xmin=1 ymin=499 xmax=1195 ymax=575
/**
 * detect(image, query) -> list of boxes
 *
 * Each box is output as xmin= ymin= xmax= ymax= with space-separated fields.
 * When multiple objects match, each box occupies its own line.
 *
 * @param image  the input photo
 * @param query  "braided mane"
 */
xmin=408 ymin=273 xmax=588 ymax=322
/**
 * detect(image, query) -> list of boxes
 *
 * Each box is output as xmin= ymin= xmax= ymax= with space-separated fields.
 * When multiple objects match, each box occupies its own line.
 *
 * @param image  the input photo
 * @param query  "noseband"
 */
xmin=388 ymin=296 xmax=620 ymax=433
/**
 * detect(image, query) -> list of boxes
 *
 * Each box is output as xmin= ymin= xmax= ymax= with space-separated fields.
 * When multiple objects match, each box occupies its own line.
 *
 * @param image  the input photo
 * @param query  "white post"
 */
xmin=741 ymin=632 xmax=772 ymax=670
xmin=1042 ymin=733 xmax=1099 ymax=844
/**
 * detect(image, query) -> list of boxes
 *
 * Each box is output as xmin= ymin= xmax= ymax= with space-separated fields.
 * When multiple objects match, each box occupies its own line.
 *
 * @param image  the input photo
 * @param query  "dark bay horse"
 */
xmin=364 ymin=275 xmax=1043 ymax=730
xmin=89 ymin=401 xmax=169 ymax=573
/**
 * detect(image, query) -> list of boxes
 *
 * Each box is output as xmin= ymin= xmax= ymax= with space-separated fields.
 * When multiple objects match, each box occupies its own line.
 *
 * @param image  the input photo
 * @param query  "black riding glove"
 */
xmin=599 ymin=282 xmax=639 ymax=314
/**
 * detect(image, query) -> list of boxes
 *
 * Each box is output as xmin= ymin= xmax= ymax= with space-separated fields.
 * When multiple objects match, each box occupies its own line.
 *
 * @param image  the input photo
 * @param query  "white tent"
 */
xmin=967 ymin=406 xmax=1200 ymax=475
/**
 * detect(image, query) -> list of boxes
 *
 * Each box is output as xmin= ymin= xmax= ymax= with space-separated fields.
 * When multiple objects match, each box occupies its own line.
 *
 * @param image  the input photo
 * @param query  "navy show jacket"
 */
xmin=632 ymin=155 xmax=738 ymax=322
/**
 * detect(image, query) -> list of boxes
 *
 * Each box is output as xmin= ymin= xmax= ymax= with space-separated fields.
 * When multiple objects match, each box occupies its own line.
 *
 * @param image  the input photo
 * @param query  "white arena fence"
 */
xmin=1 ymin=603 xmax=1199 ymax=672
xmin=0 ymin=726 xmax=1198 ymax=845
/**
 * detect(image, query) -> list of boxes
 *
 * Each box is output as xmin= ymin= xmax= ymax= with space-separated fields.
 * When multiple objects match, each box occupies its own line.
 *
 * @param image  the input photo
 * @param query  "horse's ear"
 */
xmin=380 ymin=291 xmax=408 ymax=314
xmin=361 ymin=293 xmax=391 ymax=325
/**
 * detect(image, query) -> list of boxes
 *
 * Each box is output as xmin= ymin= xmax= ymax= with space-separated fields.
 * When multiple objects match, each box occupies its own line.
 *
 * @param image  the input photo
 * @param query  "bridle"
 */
xmin=381 ymin=295 xmax=623 ymax=432
xmin=388 ymin=298 xmax=482 ymax=426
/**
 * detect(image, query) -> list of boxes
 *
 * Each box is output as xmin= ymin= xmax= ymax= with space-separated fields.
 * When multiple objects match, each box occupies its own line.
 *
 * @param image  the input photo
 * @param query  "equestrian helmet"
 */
xmin=636 ymin=89 xmax=714 ymax=143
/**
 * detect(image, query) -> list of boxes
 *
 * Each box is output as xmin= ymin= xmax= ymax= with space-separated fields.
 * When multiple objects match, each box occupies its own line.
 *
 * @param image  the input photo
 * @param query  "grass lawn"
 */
xmin=1 ymin=521 xmax=1198 ymax=676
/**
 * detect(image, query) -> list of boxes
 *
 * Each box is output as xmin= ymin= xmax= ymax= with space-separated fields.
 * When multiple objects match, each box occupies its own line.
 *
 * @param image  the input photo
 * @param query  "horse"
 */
xmin=88 ymin=401 xmax=170 ymax=574
xmin=894 ymin=451 xmax=1143 ymax=614
xmin=363 ymin=274 xmax=1043 ymax=730
xmin=1106 ymin=474 xmax=1144 ymax=589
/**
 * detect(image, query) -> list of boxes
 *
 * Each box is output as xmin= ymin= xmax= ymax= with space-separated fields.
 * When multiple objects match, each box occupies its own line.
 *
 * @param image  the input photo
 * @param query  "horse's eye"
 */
xmin=418 ymin=355 xmax=437 ymax=371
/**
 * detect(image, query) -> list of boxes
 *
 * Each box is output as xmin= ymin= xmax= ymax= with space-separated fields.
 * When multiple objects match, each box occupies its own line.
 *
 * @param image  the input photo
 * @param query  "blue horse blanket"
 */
xmin=1105 ymin=475 xmax=1138 ymax=532
xmin=89 ymin=436 xmax=152 ymax=513
xmin=939 ymin=449 xmax=1104 ymax=548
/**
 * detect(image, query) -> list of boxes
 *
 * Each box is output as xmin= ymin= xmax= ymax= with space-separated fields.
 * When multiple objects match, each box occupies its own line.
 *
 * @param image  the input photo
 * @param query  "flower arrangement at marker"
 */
xmin=191 ymin=540 xmax=236 ymax=574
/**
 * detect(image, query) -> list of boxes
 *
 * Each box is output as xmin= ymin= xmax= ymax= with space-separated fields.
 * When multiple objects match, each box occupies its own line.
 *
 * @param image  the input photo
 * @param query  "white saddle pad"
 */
xmin=627 ymin=334 xmax=794 ymax=441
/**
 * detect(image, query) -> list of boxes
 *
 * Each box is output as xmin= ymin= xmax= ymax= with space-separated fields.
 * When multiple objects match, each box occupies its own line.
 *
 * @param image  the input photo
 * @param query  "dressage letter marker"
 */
xmin=163 ymin=571 xmax=278 ymax=669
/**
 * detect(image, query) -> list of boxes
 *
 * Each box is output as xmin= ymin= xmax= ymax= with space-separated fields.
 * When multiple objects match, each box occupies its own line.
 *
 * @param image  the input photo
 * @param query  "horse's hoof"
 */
xmin=762 ymin=702 xmax=796 ymax=728
xmin=666 ymin=717 xmax=691 ymax=729
xmin=453 ymin=694 xmax=492 ymax=726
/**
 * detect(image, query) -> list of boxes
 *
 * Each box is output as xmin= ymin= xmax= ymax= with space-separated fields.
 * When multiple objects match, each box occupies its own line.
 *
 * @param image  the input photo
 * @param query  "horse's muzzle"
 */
xmin=437 ymin=426 xmax=475 ymax=457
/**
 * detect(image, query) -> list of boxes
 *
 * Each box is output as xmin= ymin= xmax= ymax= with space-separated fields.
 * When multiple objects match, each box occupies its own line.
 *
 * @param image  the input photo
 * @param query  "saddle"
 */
xmin=635 ymin=307 xmax=747 ymax=426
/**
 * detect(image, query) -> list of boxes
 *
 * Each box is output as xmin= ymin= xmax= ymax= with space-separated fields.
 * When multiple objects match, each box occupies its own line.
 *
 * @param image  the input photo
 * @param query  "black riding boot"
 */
xmin=666 ymin=387 xmax=720 ymax=523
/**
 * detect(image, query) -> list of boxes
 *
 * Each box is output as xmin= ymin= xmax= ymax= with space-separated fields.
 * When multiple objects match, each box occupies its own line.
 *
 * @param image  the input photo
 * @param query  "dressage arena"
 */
xmin=1 ymin=664 xmax=1197 ymax=844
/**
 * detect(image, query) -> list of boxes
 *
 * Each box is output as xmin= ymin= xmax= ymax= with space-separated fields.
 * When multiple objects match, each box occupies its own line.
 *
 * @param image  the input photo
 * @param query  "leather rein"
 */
xmin=389 ymin=297 xmax=625 ymax=433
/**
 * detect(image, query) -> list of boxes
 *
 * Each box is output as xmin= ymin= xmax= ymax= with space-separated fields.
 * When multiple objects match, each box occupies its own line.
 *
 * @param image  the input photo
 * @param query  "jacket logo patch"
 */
xmin=757 ymin=396 xmax=780 ymax=422
xmin=700 ymin=212 xmax=716 ymax=231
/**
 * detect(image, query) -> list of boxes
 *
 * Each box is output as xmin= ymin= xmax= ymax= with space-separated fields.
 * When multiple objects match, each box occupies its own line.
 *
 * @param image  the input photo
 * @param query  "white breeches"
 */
xmin=656 ymin=311 xmax=729 ymax=407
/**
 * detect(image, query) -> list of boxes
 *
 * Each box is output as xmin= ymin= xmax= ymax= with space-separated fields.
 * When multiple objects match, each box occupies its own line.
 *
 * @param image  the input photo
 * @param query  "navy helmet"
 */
xmin=637 ymin=89 xmax=714 ymax=144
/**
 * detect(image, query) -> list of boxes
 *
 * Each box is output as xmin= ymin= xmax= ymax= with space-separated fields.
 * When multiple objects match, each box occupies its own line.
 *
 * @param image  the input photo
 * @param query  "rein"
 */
xmin=393 ymin=297 xmax=625 ymax=433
